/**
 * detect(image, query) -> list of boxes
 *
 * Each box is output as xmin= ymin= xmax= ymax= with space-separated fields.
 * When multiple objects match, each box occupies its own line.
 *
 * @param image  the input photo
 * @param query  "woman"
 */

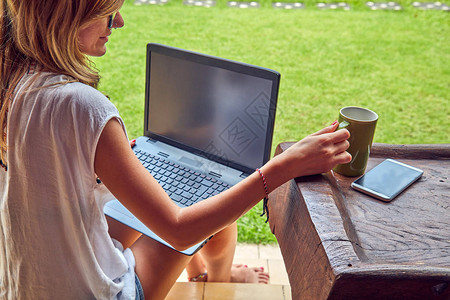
xmin=0 ymin=0 xmax=351 ymax=299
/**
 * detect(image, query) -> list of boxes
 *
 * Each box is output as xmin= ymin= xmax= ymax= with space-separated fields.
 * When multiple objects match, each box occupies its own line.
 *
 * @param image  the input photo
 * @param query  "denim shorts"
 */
xmin=135 ymin=274 xmax=145 ymax=300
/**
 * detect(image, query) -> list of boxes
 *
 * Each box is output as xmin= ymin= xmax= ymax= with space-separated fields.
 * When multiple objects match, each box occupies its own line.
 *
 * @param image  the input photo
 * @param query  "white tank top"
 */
xmin=0 ymin=71 xmax=136 ymax=299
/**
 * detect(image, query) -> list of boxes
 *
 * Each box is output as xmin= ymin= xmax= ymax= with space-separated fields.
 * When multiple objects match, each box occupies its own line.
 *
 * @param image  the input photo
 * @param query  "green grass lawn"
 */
xmin=94 ymin=0 xmax=449 ymax=243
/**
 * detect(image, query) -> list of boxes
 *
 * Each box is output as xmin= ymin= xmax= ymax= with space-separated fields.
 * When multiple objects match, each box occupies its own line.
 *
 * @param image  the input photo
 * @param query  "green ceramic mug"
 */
xmin=333 ymin=106 xmax=378 ymax=177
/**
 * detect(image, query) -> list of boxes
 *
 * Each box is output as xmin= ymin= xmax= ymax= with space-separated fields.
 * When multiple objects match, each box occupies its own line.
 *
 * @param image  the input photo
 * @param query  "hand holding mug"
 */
xmin=333 ymin=106 xmax=378 ymax=177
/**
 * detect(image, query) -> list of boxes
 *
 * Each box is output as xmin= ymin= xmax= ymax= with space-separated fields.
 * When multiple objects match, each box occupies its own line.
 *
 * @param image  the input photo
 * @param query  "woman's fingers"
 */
xmin=331 ymin=133 xmax=351 ymax=165
xmin=334 ymin=137 xmax=350 ymax=153
xmin=130 ymin=139 xmax=136 ymax=148
xmin=335 ymin=150 xmax=352 ymax=165
xmin=331 ymin=127 xmax=350 ymax=143
xmin=310 ymin=122 xmax=350 ymax=146
xmin=310 ymin=121 xmax=339 ymax=136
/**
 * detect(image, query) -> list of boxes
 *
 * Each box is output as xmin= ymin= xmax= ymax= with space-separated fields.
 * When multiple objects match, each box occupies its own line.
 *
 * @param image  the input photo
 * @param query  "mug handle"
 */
xmin=337 ymin=120 xmax=350 ymax=130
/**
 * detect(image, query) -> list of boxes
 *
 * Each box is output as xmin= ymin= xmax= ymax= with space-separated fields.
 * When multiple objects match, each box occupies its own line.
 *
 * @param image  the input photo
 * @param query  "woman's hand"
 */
xmin=278 ymin=121 xmax=352 ymax=179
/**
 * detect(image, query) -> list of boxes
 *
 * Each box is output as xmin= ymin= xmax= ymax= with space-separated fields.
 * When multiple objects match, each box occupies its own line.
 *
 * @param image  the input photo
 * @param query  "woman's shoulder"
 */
xmin=13 ymin=72 xmax=121 ymax=128
xmin=43 ymin=74 xmax=107 ymax=102
xmin=35 ymin=73 xmax=117 ymax=112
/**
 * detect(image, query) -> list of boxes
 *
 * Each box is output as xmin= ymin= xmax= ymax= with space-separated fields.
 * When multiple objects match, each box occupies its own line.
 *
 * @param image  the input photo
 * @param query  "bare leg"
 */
xmin=108 ymin=216 xmax=192 ymax=300
xmin=185 ymin=252 xmax=207 ymax=281
xmin=108 ymin=217 xmax=267 ymax=300
xmin=131 ymin=235 xmax=192 ymax=300
xmin=106 ymin=216 xmax=142 ymax=248
xmin=193 ymin=222 xmax=238 ymax=282
xmin=185 ymin=222 xmax=270 ymax=284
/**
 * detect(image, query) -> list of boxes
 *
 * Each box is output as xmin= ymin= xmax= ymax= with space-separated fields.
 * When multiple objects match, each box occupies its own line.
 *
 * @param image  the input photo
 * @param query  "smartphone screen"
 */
xmin=351 ymin=159 xmax=423 ymax=202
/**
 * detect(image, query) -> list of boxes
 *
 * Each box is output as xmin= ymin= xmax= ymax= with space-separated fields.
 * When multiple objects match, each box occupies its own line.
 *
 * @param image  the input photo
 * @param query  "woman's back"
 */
xmin=0 ymin=71 xmax=135 ymax=299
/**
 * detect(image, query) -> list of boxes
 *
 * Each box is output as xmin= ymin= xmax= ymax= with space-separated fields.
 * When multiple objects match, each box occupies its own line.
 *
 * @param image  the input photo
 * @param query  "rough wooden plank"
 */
xmin=333 ymin=157 xmax=450 ymax=266
xmin=269 ymin=179 xmax=338 ymax=299
xmin=270 ymin=143 xmax=450 ymax=300
xmin=330 ymin=271 xmax=450 ymax=300
xmin=370 ymin=143 xmax=450 ymax=159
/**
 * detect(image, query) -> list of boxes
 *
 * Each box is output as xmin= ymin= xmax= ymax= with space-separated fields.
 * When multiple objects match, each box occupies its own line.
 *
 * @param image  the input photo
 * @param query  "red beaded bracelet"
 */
xmin=257 ymin=168 xmax=270 ymax=223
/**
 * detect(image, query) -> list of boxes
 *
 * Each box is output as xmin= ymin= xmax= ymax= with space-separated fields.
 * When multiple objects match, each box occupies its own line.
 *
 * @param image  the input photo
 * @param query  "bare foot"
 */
xmin=230 ymin=264 xmax=270 ymax=284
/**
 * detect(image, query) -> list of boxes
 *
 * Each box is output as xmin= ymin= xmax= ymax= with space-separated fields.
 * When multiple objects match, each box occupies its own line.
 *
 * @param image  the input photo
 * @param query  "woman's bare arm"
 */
xmin=94 ymin=119 xmax=350 ymax=250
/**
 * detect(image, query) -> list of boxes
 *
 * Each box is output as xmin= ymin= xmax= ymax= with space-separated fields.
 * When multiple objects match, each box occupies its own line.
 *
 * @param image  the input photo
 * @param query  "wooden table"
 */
xmin=268 ymin=143 xmax=450 ymax=300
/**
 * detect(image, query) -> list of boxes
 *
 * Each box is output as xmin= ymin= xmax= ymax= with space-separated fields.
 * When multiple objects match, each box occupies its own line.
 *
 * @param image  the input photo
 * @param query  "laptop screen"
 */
xmin=144 ymin=44 xmax=280 ymax=174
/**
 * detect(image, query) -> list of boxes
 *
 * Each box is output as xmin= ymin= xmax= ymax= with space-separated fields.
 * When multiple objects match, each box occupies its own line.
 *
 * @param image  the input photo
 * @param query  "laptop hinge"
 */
xmin=146 ymin=138 xmax=157 ymax=144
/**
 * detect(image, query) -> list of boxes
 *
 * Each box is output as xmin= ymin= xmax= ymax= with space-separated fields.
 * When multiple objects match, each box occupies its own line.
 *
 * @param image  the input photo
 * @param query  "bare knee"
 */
xmin=132 ymin=235 xmax=192 ymax=300
xmin=201 ymin=222 xmax=238 ymax=257
xmin=195 ymin=222 xmax=238 ymax=282
xmin=106 ymin=216 xmax=142 ymax=248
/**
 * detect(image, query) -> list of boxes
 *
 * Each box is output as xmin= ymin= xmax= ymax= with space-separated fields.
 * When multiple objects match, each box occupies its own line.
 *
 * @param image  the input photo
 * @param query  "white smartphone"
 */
xmin=351 ymin=159 xmax=424 ymax=202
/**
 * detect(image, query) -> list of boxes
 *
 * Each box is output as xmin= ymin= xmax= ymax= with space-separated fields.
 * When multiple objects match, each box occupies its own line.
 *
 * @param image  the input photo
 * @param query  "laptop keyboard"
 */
xmin=135 ymin=149 xmax=231 ymax=207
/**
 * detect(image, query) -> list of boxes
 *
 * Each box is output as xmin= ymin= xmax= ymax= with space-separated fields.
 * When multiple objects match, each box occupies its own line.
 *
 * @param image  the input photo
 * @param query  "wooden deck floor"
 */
xmin=166 ymin=243 xmax=292 ymax=300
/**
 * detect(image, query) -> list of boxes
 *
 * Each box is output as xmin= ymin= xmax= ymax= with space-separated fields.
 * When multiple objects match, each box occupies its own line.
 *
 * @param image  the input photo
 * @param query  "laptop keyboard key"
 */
xmin=181 ymin=191 xmax=193 ymax=199
xmin=172 ymin=194 xmax=183 ymax=205
xmin=202 ymin=180 xmax=214 ymax=187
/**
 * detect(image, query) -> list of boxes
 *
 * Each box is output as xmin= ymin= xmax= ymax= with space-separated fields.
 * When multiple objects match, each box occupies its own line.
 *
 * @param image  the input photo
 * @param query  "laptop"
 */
xmin=104 ymin=43 xmax=280 ymax=255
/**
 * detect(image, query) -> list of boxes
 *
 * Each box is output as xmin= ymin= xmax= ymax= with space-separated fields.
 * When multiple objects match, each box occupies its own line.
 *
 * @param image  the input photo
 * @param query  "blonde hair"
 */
xmin=0 ymin=0 xmax=124 ymax=165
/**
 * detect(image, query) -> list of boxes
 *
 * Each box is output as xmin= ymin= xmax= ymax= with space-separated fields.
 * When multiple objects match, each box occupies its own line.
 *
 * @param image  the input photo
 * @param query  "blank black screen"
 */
xmin=146 ymin=51 xmax=276 ymax=172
